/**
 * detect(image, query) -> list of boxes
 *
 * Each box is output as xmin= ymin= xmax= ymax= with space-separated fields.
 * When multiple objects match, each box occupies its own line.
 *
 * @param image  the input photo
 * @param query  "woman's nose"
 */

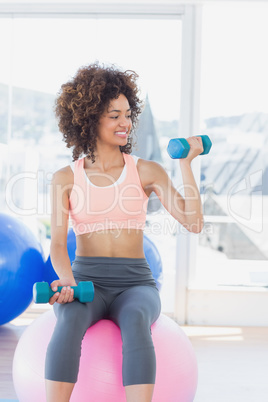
xmin=119 ymin=117 xmax=131 ymax=127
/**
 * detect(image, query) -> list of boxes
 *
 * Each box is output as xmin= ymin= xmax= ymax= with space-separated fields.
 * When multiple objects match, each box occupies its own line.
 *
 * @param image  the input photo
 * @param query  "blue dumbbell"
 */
xmin=167 ymin=135 xmax=212 ymax=159
xmin=33 ymin=281 xmax=94 ymax=303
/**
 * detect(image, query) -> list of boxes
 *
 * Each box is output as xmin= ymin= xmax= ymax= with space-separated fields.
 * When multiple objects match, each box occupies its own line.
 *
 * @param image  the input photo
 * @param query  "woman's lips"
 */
xmin=115 ymin=131 xmax=128 ymax=137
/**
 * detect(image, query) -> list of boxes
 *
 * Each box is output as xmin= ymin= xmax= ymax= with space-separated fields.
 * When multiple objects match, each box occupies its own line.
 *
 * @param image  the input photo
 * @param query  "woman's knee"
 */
xmin=121 ymin=305 xmax=150 ymax=332
xmin=119 ymin=307 xmax=157 ymax=350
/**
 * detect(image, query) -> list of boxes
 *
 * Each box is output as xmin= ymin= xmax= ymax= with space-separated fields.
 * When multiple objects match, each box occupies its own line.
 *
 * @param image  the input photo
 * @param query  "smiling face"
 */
xmin=96 ymin=94 xmax=132 ymax=148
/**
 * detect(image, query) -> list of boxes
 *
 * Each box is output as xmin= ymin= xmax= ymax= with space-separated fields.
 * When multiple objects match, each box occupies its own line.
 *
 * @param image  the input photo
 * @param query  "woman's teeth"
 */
xmin=115 ymin=132 xmax=127 ymax=137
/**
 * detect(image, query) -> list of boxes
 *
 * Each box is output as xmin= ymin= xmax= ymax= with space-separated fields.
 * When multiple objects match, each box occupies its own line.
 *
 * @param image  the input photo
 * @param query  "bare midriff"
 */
xmin=75 ymin=229 xmax=146 ymax=258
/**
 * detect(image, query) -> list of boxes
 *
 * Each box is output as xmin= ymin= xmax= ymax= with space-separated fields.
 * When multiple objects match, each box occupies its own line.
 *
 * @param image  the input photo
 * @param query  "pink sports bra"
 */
xmin=69 ymin=153 xmax=149 ymax=236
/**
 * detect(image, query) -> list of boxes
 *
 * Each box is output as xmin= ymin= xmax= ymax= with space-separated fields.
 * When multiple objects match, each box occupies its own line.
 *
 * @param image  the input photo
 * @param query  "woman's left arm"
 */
xmin=140 ymin=136 xmax=204 ymax=233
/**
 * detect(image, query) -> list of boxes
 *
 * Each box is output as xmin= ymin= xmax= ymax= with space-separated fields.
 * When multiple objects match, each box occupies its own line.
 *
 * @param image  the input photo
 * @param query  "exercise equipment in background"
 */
xmin=13 ymin=310 xmax=198 ymax=402
xmin=167 ymin=135 xmax=212 ymax=159
xmin=0 ymin=213 xmax=45 ymax=326
xmin=143 ymin=234 xmax=163 ymax=290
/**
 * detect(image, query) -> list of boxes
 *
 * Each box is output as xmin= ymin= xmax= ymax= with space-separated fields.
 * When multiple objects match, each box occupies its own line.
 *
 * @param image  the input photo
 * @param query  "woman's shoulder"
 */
xmin=136 ymin=157 xmax=163 ymax=174
xmin=135 ymin=157 xmax=165 ymax=187
xmin=51 ymin=165 xmax=74 ymax=186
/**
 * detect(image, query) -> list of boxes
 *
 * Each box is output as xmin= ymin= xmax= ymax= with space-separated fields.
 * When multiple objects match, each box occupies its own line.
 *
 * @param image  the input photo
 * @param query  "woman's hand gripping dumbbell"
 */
xmin=167 ymin=135 xmax=212 ymax=160
xmin=33 ymin=281 xmax=94 ymax=304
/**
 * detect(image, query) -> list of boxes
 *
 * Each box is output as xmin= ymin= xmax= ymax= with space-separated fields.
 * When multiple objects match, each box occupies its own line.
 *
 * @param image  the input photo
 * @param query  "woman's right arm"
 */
xmin=49 ymin=168 xmax=77 ymax=305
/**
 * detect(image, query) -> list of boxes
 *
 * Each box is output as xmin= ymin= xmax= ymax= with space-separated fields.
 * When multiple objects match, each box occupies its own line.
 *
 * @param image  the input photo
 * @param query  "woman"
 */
xmin=45 ymin=62 xmax=204 ymax=402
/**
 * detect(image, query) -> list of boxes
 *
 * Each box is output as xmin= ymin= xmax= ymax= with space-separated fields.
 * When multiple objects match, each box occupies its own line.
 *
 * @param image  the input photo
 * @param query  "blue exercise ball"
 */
xmin=143 ymin=234 xmax=163 ymax=290
xmin=0 ymin=213 xmax=45 ymax=325
xmin=44 ymin=230 xmax=163 ymax=290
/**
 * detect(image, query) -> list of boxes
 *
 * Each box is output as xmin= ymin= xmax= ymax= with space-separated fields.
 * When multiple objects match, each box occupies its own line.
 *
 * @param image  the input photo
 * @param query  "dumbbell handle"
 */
xmin=33 ymin=281 xmax=94 ymax=303
xmin=54 ymin=285 xmax=79 ymax=298
xmin=167 ymin=135 xmax=212 ymax=159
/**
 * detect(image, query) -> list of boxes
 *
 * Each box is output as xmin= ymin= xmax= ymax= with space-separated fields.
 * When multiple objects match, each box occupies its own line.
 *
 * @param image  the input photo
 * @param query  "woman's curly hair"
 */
xmin=54 ymin=62 xmax=143 ymax=163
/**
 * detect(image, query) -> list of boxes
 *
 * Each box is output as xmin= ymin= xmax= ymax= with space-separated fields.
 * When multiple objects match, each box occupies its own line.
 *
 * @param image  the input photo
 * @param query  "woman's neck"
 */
xmin=87 ymin=147 xmax=124 ymax=171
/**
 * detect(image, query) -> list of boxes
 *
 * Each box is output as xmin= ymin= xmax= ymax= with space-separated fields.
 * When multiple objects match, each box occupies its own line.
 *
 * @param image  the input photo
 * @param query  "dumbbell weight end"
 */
xmin=167 ymin=135 xmax=212 ymax=159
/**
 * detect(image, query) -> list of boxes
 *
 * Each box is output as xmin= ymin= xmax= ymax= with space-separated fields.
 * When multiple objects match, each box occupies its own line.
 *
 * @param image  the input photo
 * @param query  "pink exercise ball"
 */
xmin=13 ymin=310 xmax=198 ymax=402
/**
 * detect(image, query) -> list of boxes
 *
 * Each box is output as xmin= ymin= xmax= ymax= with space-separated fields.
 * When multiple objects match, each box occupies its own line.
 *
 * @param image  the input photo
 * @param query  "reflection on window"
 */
xmin=197 ymin=4 xmax=268 ymax=287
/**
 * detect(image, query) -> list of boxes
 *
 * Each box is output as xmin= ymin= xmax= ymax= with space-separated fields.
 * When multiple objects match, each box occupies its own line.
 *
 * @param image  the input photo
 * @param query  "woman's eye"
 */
xmin=110 ymin=115 xmax=131 ymax=120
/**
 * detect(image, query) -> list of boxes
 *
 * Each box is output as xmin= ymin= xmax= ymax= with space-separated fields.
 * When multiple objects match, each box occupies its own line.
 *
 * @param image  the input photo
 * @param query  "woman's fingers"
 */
xmin=48 ymin=291 xmax=60 ymax=305
xmin=49 ymin=285 xmax=74 ymax=305
xmin=186 ymin=136 xmax=204 ymax=160
xmin=56 ymin=286 xmax=74 ymax=304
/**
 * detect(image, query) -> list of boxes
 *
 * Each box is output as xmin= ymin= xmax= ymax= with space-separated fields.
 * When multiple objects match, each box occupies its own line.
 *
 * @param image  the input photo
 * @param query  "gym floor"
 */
xmin=1 ymin=304 xmax=268 ymax=402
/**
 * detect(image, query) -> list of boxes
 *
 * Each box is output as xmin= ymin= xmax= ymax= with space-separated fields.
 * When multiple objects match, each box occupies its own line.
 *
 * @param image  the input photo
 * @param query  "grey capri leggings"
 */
xmin=45 ymin=256 xmax=161 ymax=386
